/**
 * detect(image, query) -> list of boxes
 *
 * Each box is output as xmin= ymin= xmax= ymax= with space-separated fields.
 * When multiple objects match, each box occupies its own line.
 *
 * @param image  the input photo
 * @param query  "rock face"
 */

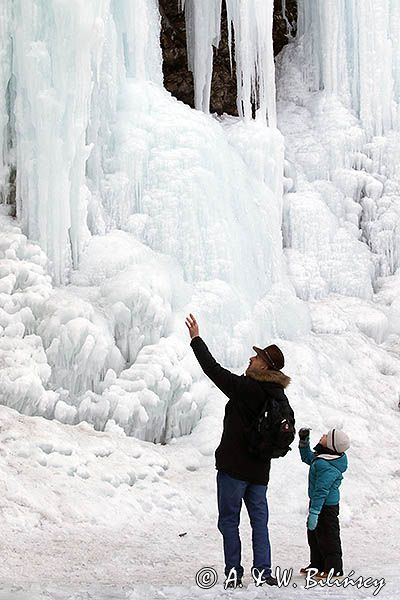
xmin=159 ymin=0 xmax=297 ymax=115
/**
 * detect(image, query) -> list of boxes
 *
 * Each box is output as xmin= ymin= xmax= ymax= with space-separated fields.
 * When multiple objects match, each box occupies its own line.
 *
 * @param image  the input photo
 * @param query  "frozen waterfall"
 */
xmin=0 ymin=1 xmax=400 ymax=443
xmin=3 ymin=0 xmax=162 ymax=284
xmin=0 ymin=0 xmax=301 ymax=440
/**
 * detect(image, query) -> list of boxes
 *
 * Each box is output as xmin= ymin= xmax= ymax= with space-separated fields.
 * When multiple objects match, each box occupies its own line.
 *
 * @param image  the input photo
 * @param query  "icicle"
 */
xmin=225 ymin=0 xmax=276 ymax=125
xmin=111 ymin=0 xmax=162 ymax=84
xmin=391 ymin=0 xmax=400 ymax=114
xmin=8 ymin=0 xmax=163 ymax=284
xmin=281 ymin=0 xmax=294 ymax=38
xmin=0 ymin=0 xmax=12 ymax=203
xmin=181 ymin=0 xmax=222 ymax=113
xmin=182 ymin=0 xmax=277 ymax=122
xmin=297 ymin=0 xmax=399 ymax=137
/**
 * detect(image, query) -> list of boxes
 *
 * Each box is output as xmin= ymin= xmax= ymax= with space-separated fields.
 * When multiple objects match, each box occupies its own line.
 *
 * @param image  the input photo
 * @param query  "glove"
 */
xmin=299 ymin=428 xmax=311 ymax=440
xmin=298 ymin=428 xmax=311 ymax=447
xmin=307 ymin=510 xmax=319 ymax=530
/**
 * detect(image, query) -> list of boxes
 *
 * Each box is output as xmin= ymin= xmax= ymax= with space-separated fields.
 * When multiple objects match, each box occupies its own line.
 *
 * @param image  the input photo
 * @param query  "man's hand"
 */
xmin=185 ymin=313 xmax=199 ymax=339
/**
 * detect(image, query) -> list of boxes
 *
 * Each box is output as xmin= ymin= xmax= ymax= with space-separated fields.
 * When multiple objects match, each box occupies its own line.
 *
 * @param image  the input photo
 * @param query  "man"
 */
xmin=185 ymin=313 xmax=294 ymax=589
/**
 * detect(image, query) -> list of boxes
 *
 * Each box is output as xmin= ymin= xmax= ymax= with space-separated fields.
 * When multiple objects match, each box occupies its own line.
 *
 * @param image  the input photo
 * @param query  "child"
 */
xmin=298 ymin=427 xmax=350 ymax=579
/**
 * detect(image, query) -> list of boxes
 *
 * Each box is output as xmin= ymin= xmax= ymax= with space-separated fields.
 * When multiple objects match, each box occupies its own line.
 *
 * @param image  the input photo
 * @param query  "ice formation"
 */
xmin=180 ymin=0 xmax=222 ymax=113
xmin=182 ymin=0 xmax=276 ymax=122
xmin=0 ymin=0 xmax=399 ymax=447
xmin=5 ymin=0 xmax=162 ymax=284
xmin=279 ymin=0 xmax=400 ymax=300
xmin=297 ymin=0 xmax=400 ymax=136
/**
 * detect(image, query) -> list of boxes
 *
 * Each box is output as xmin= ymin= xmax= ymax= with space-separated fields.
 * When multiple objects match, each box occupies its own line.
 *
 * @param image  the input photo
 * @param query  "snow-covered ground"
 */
xmin=0 ymin=384 xmax=398 ymax=598
xmin=0 ymin=221 xmax=399 ymax=594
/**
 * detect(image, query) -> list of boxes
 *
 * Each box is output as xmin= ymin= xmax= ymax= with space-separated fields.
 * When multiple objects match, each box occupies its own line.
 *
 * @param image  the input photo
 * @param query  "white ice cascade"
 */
xmin=0 ymin=0 xmax=297 ymax=439
xmin=182 ymin=0 xmax=276 ymax=124
xmin=2 ymin=0 xmax=162 ymax=284
xmin=297 ymin=0 xmax=400 ymax=136
xmin=279 ymin=0 xmax=400 ymax=297
xmin=0 ymin=0 xmax=282 ymax=282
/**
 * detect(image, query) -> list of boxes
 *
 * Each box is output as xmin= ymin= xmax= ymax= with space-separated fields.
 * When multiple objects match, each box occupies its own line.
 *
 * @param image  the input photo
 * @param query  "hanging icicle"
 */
xmin=180 ymin=0 xmax=222 ymax=114
xmin=297 ymin=0 xmax=400 ymax=137
xmin=225 ymin=0 xmax=276 ymax=124
xmin=181 ymin=0 xmax=276 ymax=125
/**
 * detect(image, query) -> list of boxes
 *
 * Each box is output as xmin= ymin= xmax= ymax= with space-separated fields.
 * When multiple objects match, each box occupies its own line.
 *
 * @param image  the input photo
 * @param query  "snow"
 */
xmin=0 ymin=0 xmax=400 ymax=598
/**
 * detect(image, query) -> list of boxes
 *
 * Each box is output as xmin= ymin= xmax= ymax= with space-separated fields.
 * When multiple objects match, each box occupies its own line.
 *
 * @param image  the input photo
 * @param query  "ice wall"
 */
xmin=297 ymin=0 xmax=400 ymax=136
xmin=0 ymin=0 xmax=281 ymax=282
xmin=0 ymin=0 xmax=300 ymax=440
xmin=279 ymin=0 xmax=400 ymax=297
xmin=2 ymin=0 xmax=162 ymax=284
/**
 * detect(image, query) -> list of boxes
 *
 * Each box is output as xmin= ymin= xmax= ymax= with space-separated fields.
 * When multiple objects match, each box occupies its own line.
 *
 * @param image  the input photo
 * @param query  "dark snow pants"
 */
xmin=307 ymin=503 xmax=343 ymax=575
xmin=216 ymin=469 xmax=271 ymax=579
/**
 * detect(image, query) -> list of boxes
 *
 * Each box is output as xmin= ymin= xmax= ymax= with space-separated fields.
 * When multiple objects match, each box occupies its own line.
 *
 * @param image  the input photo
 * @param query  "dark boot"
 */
xmin=225 ymin=577 xmax=243 ymax=589
xmin=224 ymin=567 xmax=243 ymax=589
xmin=299 ymin=565 xmax=325 ymax=575
xmin=251 ymin=567 xmax=278 ymax=586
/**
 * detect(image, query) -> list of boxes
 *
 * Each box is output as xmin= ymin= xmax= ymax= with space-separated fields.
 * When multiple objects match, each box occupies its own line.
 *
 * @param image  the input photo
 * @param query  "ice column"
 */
xmin=297 ymin=0 xmax=399 ymax=136
xmin=182 ymin=0 xmax=276 ymax=124
xmin=0 ymin=1 xmax=12 ymax=203
xmin=180 ymin=0 xmax=222 ymax=113
xmin=111 ymin=0 xmax=163 ymax=84
xmin=389 ymin=0 xmax=400 ymax=111
xmin=225 ymin=0 xmax=276 ymax=124
xmin=11 ymin=0 xmax=109 ymax=283
xmin=5 ymin=0 xmax=162 ymax=284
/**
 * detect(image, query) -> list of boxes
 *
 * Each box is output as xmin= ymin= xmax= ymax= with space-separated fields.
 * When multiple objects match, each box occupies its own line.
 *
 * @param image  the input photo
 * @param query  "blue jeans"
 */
xmin=216 ymin=470 xmax=271 ymax=578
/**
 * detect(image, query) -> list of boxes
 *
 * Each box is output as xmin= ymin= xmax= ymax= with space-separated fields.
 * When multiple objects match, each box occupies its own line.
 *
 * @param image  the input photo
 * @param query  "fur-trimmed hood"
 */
xmin=247 ymin=368 xmax=291 ymax=388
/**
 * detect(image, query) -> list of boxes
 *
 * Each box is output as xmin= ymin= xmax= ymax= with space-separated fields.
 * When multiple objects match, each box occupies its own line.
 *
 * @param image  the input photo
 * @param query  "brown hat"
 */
xmin=252 ymin=344 xmax=285 ymax=371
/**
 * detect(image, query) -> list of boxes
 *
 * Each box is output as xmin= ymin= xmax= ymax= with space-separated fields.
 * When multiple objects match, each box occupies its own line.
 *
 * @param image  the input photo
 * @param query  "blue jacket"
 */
xmin=300 ymin=444 xmax=348 ymax=514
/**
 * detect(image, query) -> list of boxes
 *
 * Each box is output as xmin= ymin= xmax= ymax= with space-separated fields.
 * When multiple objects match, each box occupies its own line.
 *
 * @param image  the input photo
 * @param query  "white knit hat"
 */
xmin=327 ymin=429 xmax=350 ymax=453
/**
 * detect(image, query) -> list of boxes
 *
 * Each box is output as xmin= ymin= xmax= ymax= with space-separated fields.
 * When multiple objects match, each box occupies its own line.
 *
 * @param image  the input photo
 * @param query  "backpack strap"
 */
xmin=255 ymin=397 xmax=270 ymax=431
xmin=235 ymin=393 xmax=270 ymax=429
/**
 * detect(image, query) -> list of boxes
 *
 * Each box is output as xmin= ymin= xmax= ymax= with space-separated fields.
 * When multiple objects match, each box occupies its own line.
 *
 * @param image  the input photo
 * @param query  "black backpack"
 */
xmin=241 ymin=395 xmax=296 ymax=460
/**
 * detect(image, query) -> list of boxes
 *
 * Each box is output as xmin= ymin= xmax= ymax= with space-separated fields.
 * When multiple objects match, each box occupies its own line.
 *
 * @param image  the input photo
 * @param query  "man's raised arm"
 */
xmin=185 ymin=314 xmax=242 ymax=398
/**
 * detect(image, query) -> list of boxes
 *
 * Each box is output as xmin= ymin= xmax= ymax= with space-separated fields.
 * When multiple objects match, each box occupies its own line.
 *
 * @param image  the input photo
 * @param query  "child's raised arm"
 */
xmin=298 ymin=428 xmax=314 ymax=464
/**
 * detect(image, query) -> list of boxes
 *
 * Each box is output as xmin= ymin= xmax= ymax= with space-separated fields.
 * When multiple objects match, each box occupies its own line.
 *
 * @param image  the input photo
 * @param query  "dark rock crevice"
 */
xmin=159 ymin=0 xmax=297 ymax=116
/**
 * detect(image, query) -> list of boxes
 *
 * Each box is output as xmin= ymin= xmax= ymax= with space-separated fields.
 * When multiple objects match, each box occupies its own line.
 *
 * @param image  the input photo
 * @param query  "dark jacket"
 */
xmin=190 ymin=336 xmax=293 ymax=485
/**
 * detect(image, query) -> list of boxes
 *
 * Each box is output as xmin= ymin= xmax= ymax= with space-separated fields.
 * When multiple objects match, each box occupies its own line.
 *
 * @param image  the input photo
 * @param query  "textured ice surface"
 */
xmin=0 ymin=208 xmax=309 ymax=441
xmin=276 ymin=25 xmax=400 ymax=300
xmin=5 ymin=0 xmax=162 ymax=283
xmin=0 ymin=0 xmax=304 ymax=437
xmin=1 ymin=0 xmax=400 ymax=443
xmin=297 ymin=0 xmax=400 ymax=136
